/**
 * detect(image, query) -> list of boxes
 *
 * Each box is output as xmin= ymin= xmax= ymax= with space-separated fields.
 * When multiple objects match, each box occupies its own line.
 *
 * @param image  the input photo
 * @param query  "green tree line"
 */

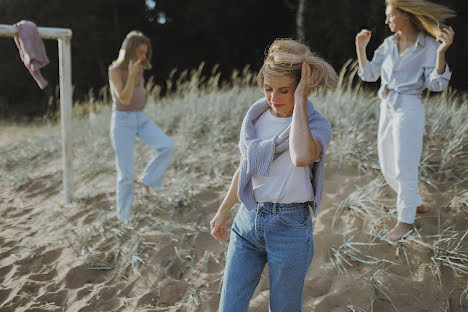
xmin=0 ymin=0 xmax=465 ymax=118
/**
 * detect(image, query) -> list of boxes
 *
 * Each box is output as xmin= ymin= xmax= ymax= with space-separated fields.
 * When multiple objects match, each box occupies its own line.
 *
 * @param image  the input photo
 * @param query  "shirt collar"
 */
xmin=415 ymin=32 xmax=426 ymax=47
xmin=391 ymin=31 xmax=425 ymax=47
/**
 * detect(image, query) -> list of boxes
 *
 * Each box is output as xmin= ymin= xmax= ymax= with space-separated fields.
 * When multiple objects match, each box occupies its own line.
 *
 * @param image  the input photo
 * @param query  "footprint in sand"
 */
xmin=15 ymin=174 xmax=61 ymax=199
xmin=37 ymin=249 xmax=62 ymax=266
xmin=0 ymin=288 xmax=12 ymax=307
xmin=18 ymin=281 xmax=41 ymax=296
xmin=69 ymin=193 xmax=113 ymax=225
xmin=78 ymin=298 xmax=122 ymax=312
xmin=193 ymin=249 xmax=224 ymax=275
xmin=2 ymin=293 xmax=30 ymax=311
xmin=8 ymin=207 xmax=33 ymax=219
xmin=68 ymin=207 xmax=93 ymax=223
xmin=156 ymin=278 xmax=187 ymax=307
xmin=29 ymin=269 xmax=58 ymax=282
xmin=137 ymin=292 xmax=159 ymax=307
xmin=76 ymin=285 xmax=94 ymax=301
xmin=13 ymin=248 xmax=62 ymax=280
xmin=1 ymin=207 xmax=18 ymax=219
xmin=0 ymin=266 xmax=13 ymax=284
xmin=303 ymin=273 xmax=334 ymax=298
xmin=64 ymin=264 xmax=108 ymax=289
xmin=35 ymin=289 xmax=68 ymax=308
xmin=0 ymin=246 xmax=20 ymax=263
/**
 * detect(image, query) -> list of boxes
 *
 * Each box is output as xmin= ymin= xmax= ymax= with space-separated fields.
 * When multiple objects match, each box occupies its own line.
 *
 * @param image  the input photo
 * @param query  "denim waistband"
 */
xmin=114 ymin=109 xmax=144 ymax=113
xmin=256 ymin=202 xmax=311 ymax=214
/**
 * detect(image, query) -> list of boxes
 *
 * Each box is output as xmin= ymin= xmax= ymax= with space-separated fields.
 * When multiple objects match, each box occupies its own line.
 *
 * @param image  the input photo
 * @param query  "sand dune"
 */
xmin=0 ymin=134 xmax=466 ymax=311
xmin=1 ymin=83 xmax=467 ymax=311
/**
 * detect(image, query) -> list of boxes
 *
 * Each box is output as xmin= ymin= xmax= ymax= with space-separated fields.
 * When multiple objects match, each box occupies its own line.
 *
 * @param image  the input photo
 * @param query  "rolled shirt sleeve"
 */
xmin=424 ymin=64 xmax=451 ymax=92
xmin=358 ymin=40 xmax=388 ymax=82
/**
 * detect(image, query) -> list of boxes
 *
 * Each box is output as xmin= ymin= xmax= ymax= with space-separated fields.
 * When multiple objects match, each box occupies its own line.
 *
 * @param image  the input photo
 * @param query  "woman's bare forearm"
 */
xmin=436 ymin=50 xmax=446 ymax=75
xmin=355 ymin=30 xmax=371 ymax=71
xmin=356 ymin=46 xmax=368 ymax=71
xmin=290 ymin=98 xmax=320 ymax=167
xmin=117 ymin=72 xmax=139 ymax=106
xmin=218 ymin=165 xmax=241 ymax=214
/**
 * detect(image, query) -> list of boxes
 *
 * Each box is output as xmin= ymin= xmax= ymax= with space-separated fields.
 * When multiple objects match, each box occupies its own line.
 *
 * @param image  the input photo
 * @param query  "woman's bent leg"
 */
xmin=137 ymin=113 xmax=174 ymax=188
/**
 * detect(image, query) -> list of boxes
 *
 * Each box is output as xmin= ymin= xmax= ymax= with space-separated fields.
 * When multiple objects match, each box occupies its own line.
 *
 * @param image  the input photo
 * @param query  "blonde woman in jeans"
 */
xmin=210 ymin=39 xmax=337 ymax=311
xmin=109 ymin=31 xmax=174 ymax=222
xmin=356 ymin=0 xmax=455 ymax=241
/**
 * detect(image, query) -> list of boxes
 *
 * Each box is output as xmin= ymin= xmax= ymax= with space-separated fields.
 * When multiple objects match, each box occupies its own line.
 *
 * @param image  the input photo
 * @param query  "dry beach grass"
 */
xmin=0 ymin=62 xmax=467 ymax=311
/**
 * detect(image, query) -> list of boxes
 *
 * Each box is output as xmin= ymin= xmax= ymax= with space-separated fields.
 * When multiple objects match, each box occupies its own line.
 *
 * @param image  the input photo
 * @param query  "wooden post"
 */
xmin=0 ymin=24 xmax=73 ymax=203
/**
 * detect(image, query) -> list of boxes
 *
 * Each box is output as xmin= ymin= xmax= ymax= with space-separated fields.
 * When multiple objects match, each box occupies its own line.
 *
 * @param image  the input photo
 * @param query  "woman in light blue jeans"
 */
xmin=109 ymin=31 xmax=173 ymax=222
xmin=210 ymin=39 xmax=337 ymax=311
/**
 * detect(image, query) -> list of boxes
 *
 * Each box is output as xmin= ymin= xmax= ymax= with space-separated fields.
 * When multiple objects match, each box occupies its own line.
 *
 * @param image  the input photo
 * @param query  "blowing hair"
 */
xmin=110 ymin=30 xmax=152 ymax=70
xmin=258 ymin=39 xmax=337 ymax=92
xmin=385 ymin=0 xmax=456 ymax=39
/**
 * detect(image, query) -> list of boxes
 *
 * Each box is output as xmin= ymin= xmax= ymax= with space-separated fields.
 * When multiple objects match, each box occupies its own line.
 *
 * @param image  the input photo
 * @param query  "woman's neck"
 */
xmin=396 ymin=24 xmax=419 ymax=43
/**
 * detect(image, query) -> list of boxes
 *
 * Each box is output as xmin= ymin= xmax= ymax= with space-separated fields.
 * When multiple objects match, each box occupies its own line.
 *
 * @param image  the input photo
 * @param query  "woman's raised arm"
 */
xmin=289 ymin=62 xmax=322 ymax=167
xmin=109 ymin=59 xmax=143 ymax=106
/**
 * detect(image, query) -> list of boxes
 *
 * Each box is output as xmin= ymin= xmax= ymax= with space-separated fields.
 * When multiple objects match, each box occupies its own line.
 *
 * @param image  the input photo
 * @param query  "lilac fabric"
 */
xmin=14 ymin=20 xmax=50 ymax=89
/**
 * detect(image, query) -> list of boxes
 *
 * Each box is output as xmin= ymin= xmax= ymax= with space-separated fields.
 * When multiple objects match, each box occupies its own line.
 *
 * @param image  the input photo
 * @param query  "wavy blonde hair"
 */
xmin=385 ymin=0 xmax=456 ymax=39
xmin=258 ymin=39 xmax=337 ymax=92
xmin=110 ymin=30 xmax=152 ymax=70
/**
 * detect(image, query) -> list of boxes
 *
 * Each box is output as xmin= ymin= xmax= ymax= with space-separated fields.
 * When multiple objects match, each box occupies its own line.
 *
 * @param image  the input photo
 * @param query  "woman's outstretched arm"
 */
xmin=210 ymin=157 xmax=242 ymax=240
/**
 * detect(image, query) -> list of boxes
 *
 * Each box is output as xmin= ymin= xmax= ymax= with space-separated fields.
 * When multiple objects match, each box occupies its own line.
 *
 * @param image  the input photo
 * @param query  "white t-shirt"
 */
xmin=251 ymin=109 xmax=315 ymax=204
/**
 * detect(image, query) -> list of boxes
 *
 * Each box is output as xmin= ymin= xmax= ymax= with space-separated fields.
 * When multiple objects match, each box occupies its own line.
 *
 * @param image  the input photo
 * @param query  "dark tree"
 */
xmin=0 ymin=0 xmax=466 ymax=119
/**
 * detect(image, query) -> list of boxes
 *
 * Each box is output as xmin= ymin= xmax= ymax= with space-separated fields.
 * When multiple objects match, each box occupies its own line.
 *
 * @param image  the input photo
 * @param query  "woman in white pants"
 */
xmin=356 ymin=0 xmax=455 ymax=241
xmin=109 ymin=31 xmax=174 ymax=222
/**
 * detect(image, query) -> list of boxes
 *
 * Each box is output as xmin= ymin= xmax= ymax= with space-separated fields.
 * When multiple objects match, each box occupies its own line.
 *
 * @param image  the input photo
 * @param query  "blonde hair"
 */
xmin=110 ymin=30 xmax=152 ymax=70
xmin=385 ymin=0 xmax=456 ymax=39
xmin=257 ymin=39 xmax=337 ymax=91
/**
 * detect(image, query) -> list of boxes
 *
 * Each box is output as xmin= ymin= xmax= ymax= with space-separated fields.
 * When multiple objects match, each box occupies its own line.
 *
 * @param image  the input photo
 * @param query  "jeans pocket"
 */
xmin=277 ymin=210 xmax=307 ymax=228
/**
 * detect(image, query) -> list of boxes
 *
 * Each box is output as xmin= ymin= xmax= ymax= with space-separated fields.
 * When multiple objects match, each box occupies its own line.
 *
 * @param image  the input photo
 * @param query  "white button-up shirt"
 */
xmin=358 ymin=32 xmax=451 ymax=108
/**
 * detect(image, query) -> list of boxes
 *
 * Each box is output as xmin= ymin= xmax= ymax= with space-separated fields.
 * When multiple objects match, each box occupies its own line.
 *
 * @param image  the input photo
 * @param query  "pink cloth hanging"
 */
xmin=14 ymin=20 xmax=50 ymax=89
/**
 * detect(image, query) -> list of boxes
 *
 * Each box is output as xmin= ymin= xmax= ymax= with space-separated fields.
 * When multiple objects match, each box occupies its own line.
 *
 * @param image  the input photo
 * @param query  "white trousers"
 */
xmin=378 ymin=95 xmax=425 ymax=224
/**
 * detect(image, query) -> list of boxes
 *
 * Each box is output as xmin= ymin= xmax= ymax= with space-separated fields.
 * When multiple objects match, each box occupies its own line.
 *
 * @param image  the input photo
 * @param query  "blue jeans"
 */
xmin=219 ymin=202 xmax=314 ymax=312
xmin=110 ymin=110 xmax=174 ymax=221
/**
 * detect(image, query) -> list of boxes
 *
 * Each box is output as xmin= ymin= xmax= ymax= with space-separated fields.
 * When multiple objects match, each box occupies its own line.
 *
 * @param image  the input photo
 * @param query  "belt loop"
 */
xmin=272 ymin=203 xmax=277 ymax=214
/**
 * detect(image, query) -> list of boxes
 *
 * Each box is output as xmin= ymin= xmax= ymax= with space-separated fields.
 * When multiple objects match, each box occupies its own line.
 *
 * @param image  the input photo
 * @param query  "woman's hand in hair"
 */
xmin=438 ymin=26 xmax=455 ymax=54
xmin=294 ymin=62 xmax=315 ymax=102
xmin=128 ymin=59 xmax=144 ymax=78
xmin=356 ymin=29 xmax=372 ymax=49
